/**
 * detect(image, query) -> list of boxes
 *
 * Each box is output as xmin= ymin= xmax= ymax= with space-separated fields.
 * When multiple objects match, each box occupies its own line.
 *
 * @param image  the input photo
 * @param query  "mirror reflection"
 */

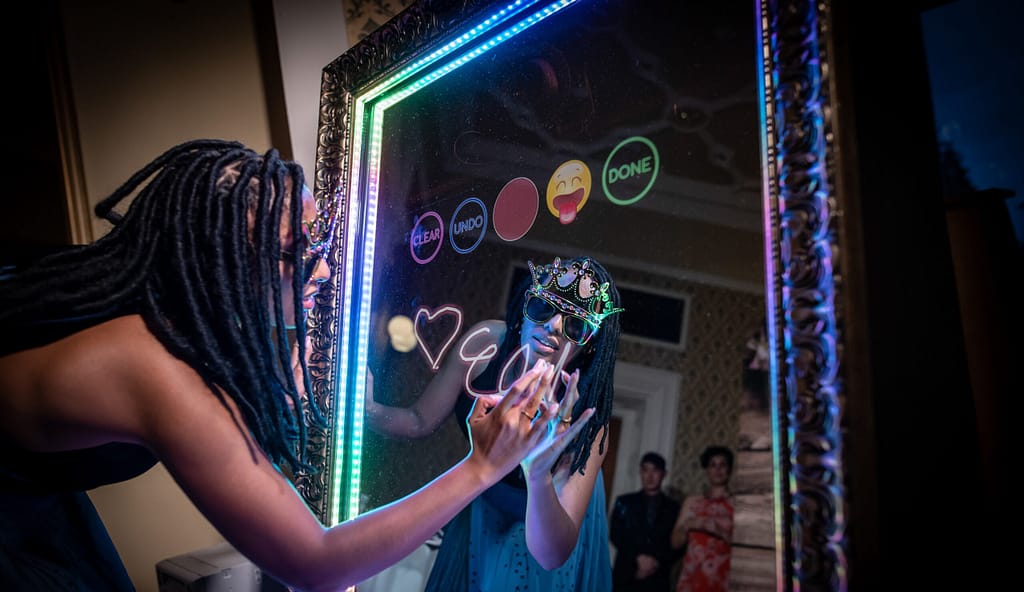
xmin=336 ymin=0 xmax=775 ymax=589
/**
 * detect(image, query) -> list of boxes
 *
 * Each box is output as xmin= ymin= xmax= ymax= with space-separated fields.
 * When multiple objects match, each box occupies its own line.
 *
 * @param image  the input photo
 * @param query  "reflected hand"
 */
xmin=465 ymin=359 xmax=563 ymax=482
xmin=520 ymin=368 xmax=592 ymax=485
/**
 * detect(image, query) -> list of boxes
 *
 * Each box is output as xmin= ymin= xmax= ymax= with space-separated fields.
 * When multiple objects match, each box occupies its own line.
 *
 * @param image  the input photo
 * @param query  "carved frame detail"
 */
xmin=762 ymin=0 xmax=848 ymax=590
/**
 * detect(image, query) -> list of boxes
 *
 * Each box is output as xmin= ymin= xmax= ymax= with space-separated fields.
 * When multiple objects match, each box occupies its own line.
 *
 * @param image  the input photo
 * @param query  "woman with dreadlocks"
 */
xmin=365 ymin=256 xmax=623 ymax=591
xmin=0 ymin=139 xmax=591 ymax=591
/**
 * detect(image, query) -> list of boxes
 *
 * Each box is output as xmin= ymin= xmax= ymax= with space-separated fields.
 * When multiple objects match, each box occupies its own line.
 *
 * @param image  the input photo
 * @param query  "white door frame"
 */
xmin=607 ymin=361 xmax=682 ymax=507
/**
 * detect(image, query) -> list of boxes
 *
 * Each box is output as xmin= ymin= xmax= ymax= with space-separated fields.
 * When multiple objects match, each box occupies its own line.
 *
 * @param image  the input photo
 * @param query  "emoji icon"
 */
xmin=546 ymin=160 xmax=591 ymax=225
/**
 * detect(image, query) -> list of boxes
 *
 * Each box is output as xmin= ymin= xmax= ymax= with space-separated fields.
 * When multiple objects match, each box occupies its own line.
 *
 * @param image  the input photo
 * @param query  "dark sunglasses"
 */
xmin=280 ymin=219 xmax=329 ymax=284
xmin=523 ymin=293 xmax=599 ymax=345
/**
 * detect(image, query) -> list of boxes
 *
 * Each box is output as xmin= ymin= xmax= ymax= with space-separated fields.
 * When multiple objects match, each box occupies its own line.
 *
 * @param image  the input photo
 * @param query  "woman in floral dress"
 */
xmin=671 ymin=446 xmax=735 ymax=592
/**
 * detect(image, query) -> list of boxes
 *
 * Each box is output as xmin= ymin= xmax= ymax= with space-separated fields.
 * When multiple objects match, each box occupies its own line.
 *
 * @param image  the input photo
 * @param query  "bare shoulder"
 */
xmin=0 ymin=314 xmax=222 ymax=451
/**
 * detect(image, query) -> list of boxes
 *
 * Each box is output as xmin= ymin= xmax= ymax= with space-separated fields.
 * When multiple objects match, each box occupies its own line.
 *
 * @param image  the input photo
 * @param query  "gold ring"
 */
xmin=559 ymin=418 xmax=571 ymax=425
xmin=522 ymin=410 xmax=539 ymax=420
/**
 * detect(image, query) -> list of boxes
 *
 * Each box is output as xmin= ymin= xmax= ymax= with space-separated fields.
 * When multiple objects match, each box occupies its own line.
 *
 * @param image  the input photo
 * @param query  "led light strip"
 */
xmin=331 ymin=0 xmax=582 ymax=525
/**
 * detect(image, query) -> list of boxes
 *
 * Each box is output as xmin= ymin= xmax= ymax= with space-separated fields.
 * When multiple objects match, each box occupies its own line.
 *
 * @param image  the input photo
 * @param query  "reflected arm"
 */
xmin=523 ymin=432 xmax=607 ymax=569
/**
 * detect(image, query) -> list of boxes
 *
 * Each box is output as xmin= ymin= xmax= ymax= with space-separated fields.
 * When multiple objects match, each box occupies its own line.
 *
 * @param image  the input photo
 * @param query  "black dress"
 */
xmin=609 ymin=490 xmax=683 ymax=592
xmin=1 ymin=285 xmax=157 ymax=591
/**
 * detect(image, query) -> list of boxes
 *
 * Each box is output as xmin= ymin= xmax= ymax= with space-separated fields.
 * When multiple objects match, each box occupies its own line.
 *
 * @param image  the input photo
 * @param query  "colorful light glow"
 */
xmin=756 ymin=1 xmax=846 ymax=586
xmin=329 ymin=97 xmax=367 ymax=526
xmin=755 ymin=5 xmax=785 ymax=586
xmin=330 ymin=0 xmax=583 ymax=525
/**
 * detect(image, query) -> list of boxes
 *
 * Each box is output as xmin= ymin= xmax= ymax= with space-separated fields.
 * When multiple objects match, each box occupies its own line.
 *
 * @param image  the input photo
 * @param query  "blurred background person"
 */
xmin=671 ymin=446 xmax=734 ymax=592
xmin=610 ymin=451 xmax=682 ymax=591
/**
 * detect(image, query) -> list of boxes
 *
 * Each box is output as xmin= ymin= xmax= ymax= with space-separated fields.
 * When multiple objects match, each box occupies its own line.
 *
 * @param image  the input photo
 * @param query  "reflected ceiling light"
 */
xmin=387 ymin=315 xmax=416 ymax=352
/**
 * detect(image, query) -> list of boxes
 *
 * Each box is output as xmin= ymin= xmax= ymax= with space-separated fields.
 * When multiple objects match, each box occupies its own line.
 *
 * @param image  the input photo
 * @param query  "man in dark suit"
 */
xmin=610 ymin=452 xmax=683 ymax=592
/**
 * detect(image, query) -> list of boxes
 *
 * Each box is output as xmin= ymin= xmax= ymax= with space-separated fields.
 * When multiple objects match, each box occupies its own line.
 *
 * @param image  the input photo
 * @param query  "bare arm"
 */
xmin=152 ymin=351 xmax=567 ymax=592
xmin=519 ymin=369 xmax=609 ymax=569
xmin=364 ymin=320 xmax=505 ymax=438
xmin=524 ymin=432 xmax=606 ymax=569
xmin=2 ymin=316 xmax=574 ymax=592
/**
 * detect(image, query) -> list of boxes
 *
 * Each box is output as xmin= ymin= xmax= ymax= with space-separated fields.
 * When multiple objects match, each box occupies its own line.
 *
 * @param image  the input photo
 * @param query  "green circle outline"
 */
xmin=601 ymin=136 xmax=660 ymax=205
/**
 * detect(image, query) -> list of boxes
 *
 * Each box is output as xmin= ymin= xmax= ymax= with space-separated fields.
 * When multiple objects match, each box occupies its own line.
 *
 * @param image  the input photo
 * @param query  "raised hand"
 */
xmin=464 ymin=359 xmax=563 ymax=482
xmin=520 ymin=368 xmax=593 ymax=484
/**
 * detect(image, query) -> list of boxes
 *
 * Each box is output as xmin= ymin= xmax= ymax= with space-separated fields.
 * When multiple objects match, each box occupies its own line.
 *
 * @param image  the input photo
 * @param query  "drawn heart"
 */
xmin=413 ymin=305 xmax=464 ymax=371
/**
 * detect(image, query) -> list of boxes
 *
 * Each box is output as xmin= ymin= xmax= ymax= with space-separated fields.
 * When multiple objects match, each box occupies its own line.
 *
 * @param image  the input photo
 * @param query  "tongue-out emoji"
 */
xmin=546 ymin=159 xmax=592 ymax=225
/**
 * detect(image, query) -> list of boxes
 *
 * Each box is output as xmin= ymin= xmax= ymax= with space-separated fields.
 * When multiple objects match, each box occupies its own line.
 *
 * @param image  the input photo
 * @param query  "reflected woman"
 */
xmin=671 ymin=446 xmax=736 ymax=592
xmin=366 ymin=256 xmax=623 ymax=591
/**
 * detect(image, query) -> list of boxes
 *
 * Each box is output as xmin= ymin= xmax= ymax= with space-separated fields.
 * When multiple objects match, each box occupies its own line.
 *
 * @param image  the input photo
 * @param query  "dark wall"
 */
xmin=1 ymin=2 xmax=72 ymax=263
xmin=833 ymin=0 xmax=1013 ymax=588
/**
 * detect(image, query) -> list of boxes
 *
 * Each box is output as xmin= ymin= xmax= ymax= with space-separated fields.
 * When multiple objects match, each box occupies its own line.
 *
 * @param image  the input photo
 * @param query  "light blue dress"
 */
xmin=424 ymin=469 xmax=612 ymax=592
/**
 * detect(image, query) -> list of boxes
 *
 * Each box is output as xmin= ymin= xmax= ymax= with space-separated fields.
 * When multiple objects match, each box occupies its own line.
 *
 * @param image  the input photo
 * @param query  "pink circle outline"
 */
xmin=410 ymin=211 xmax=444 ymax=264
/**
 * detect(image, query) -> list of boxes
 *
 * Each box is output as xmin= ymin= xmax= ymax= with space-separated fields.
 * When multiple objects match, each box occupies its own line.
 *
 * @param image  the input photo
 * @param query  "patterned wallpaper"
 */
xmin=600 ymin=260 xmax=764 ymax=497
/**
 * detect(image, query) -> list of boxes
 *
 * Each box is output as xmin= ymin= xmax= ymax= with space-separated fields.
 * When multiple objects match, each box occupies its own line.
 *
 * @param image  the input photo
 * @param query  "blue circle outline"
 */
xmin=449 ymin=197 xmax=488 ymax=254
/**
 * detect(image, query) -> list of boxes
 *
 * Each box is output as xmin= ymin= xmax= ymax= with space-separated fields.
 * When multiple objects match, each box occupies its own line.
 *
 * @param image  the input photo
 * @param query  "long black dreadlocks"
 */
xmin=0 ymin=139 xmax=322 ymax=472
xmin=496 ymin=256 xmax=622 ymax=477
